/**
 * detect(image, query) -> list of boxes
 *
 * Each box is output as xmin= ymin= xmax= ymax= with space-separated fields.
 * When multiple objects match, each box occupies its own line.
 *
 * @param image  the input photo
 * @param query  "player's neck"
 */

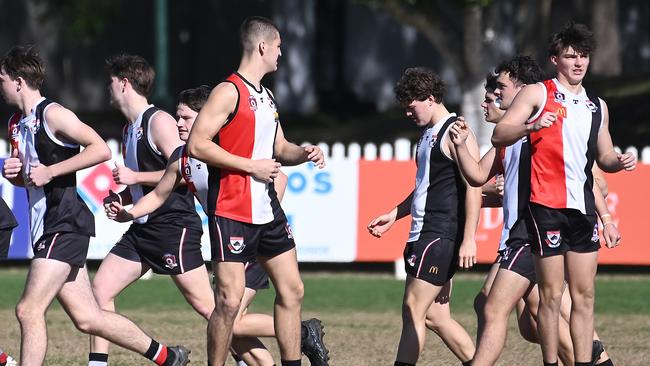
xmin=428 ymin=104 xmax=451 ymax=127
xmin=121 ymin=95 xmax=151 ymax=124
xmin=237 ymin=59 xmax=268 ymax=90
xmin=555 ymin=73 xmax=583 ymax=95
xmin=17 ymin=90 xmax=44 ymax=116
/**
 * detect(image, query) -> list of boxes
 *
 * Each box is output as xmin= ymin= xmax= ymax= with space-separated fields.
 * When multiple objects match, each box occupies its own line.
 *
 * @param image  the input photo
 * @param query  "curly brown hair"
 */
xmin=394 ymin=67 xmax=445 ymax=106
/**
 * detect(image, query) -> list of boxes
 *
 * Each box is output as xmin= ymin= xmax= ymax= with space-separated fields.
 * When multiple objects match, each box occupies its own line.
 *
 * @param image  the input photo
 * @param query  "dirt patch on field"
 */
xmin=1 ymin=309 xmax=649 ymax=365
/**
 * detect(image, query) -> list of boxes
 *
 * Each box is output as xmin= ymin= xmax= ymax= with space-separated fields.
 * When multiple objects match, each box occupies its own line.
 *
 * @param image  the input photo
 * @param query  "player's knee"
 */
xmin=91 ymin=283 xmax=114 ymax=306
xmin=570 ymin=287 xmax=595 ymax=311
xmin=72 ymin=315 xmax=98 ymax=334
xmin=537 ymin=287 xmax=563 ymax=309
xmin=216 ymin=292 xmax=242 ymax=317
xmin=15 ymin=300 xmax=41 ymax=324
xmin=483 ymin=300 xmax=507 ymax=322
xmin=425 ymin=315 xmax=447 ymax=334
xmin=276 ymin=279 xmax=304 ymax=307
xmin=473 ymin=292 xmax=487 ymax=317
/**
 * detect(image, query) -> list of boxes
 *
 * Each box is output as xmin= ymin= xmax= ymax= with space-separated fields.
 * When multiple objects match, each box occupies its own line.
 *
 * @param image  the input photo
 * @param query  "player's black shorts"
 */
xmin=403 ymin=236 xmax=458 ymax=286
xmin=111 ymin=222 xmax=205 ymax=275
xmin=0 ymin=227 xmax=14 ymax=259
xmin=245 ymin=260 xmax=270 ymax=290
xmin=213 ymin=260 xmax=271 ymax=290
xmin=526 ymin=203 xmax=600 ymax=257
xmin=498 ymin=244 xmax=536 ymax=283
xmin=32 ymin=232 xmax=89 ymax=268
xmin=209 ymin=211 xmax=295 ymax=264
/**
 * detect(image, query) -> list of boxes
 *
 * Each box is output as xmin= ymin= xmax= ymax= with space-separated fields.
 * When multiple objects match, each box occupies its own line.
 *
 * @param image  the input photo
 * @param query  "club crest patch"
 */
xmin=585 ymin=99 xmax=598 ymax=113
xmin=591 ymin=223 xmax=600 ymax=243
xmin=553 ymin=91 xmax=566 ymax=104
xmin=248 ymin=95 xmax=257 ymax=111
xmin=545 ymin=231 xmax=561 ymax=248
xmin=229 ymin=236 xmax=245 ymax=254
xmin=407 ymin=254 xmax=417 ymax=267
xmin=163 ymin=253 xmax=178 ymax=269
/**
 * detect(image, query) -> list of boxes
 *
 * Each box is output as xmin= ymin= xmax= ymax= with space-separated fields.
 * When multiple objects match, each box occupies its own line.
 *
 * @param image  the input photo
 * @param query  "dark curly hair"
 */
xmin=394 ymin=67 xmax=446 ymax=106
xmin=494 ymin=55 xmax=544 ymax=86
xmin=178 ymin=85 xmax=211 ymax=112
xmin=0 ymin=45 xmax=45 ymax=89
xmin=548 ymin=22 xmax=595 ymax=57
xmin=105 ymin=53 xmax=155 ymax=97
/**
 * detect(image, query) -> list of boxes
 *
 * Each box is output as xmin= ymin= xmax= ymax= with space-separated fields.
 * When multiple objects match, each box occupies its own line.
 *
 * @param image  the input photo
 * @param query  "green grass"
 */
xmin=1 ymin=268 xmax=648 ymax=315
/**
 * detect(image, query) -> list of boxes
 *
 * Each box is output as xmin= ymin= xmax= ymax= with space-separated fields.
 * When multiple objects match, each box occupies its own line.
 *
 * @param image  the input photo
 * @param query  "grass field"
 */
xmin=1 ymin=268 xmax=649 ymax=365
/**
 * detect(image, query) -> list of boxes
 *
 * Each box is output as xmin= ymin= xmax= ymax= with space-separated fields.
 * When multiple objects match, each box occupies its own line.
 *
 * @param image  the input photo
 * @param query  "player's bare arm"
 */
xmin=592 ymin=174 xmax=620 ymax=249
xmin=595 ymin=100 xmax=637 ymax=173
xmin=2 ymin=148 xmax=24 ymax=186
xmin=592 ymin=165 xmax=608 ymax=198
xmin=448 ymin=130 xmax=482 ymax=269
xmin=109 ymin=149 xmax=183 ymax=222
xmin=187 ymin=82 xmax=280 ymax=182
xmin=274 ymin=124 xmax=325 ymax=168
xmin=27 ymin=105 xmax=111 ymax=187
xmin=449 ymin=118 xmax=501 ymax=187
xmin=491 ymin=84 xmax=545 ymax=146
xmin=367 ymin=191 xmax=413 ymax=238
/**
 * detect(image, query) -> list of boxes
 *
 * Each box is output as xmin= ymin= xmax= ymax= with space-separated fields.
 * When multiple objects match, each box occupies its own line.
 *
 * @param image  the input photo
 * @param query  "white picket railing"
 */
xmin=1 ymin=138 xmax=649 ymax=163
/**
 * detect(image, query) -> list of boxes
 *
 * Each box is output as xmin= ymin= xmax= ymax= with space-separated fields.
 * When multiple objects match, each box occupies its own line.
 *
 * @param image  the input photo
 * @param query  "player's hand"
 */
xmin=107 ymin=201 xmax=134 ymax=222
xmin=617 ymin=152 xmax=636 ymax=171
xmin=112 ymin=162 xmax=138 ymax=185
xmin=367 ymin=211 xmax=397 ymax=238
xmin=103 ymin=189 xmax=122 ymax=211
xmin=458 ymin=239 xmax=477 ymax=269
xmin=304 ymin=145 xmax=326 ymax=169
xmin=27 ymin=163 xmax=53 ymax=187
xmin=602 ymin=222 xmax=621 ymax=249
xmin=2 ymin=149 xmax=22 ymax=179
xmin=530 ymin=112 xmax=557 ymax=132
xmin=449 ymin=118 xmax=470 ymax=146
xmin=251 ymin=159 xmax=281 ymax=183
xmin=494 ymin=174 xmax=504 ymax=196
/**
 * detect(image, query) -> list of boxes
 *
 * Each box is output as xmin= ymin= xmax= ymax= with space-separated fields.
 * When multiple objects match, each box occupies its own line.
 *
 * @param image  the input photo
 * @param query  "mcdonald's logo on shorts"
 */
xmin=429 ymin=266 xmax=439 ymax=274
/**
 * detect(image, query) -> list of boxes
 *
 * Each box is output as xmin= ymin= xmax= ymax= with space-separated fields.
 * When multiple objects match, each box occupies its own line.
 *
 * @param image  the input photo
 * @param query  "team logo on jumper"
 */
xmin=183 ymin=161 xmax=192 ymax=179
xmin=407 ymin=254 xmax=417 ymax=267
xmin=163 ymin=253 xmax=178 ymax=269
xmin=135 ymin=127 xmax=143 ymax=140
xmin=229 ymin=236 xmax=245 ymax=254
xmin=591 ymin=224 xmax=600 ymax=242
xmin=430 ymin=134 xmax=438 ymax=147
xmin=248 ymin=95 xmax=258 ymax=111
xmin=553 ymin=91 xmax=566 ymax=104
xmin=545 ymin=231 xmax=561 ymax=248
xmin=585 ymin=100 xmax=598 ymax=113
xmin=556 ymin=106 xmax=567 ymax=118
xmin=268 ymin=97 xmax=275 ymax=109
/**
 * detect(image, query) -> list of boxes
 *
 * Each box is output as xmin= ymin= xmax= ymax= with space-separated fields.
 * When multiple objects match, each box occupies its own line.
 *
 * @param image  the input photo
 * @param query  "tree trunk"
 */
xmin=590 ymin=0 xmax=621 ymax=76
xmin=461 ymin=3 xmax=491 ymax=147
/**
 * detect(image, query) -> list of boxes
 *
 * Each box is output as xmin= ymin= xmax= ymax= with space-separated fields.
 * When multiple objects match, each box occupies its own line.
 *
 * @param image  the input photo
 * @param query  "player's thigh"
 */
xmin=480 ymin=262 xmax=501 ymax=297
xmin=485 ymin=269 xmax=533 ymax=316
xmin=213 ymin=260 xmax=246 ymax=301
xmin=57 ymin=266 xmax=103 ymax=322
xmin=92 ymin=253 xmax=149 ymax=301
xmin=565 ymin=251 xmax=598 ymax=297
xmin=20 ymin=258 xmax=72 ymax=309
xmin=259 ymin=248 xmax=302 ymax=299
xmin=404 ymin=275 xmax=443 ymax=316
xmin=172 ymin=264 xmax=214 ymax=315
